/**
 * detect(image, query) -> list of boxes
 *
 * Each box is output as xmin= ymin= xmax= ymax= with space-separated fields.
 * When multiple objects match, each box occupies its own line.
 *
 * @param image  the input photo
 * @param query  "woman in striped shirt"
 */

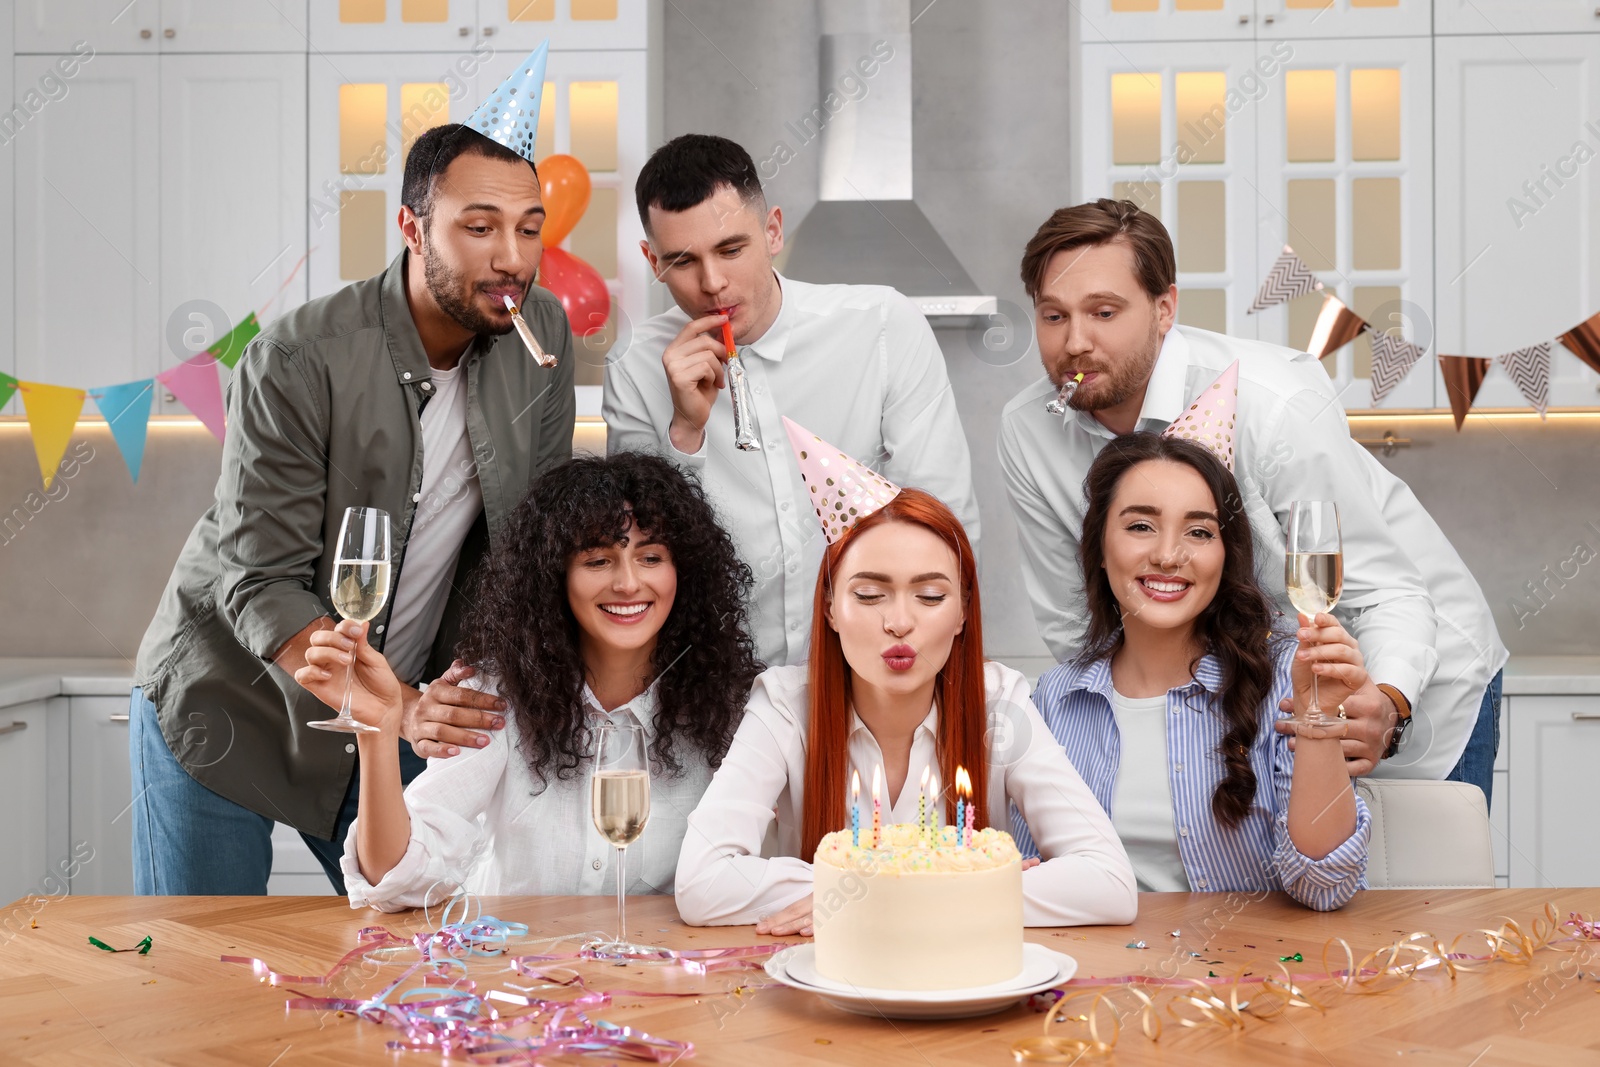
xmin=1013 ymin=432 xmax=1371 ymax=910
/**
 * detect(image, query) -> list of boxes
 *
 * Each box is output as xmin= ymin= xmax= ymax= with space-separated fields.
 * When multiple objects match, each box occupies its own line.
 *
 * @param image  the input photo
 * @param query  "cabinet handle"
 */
xmin=0 ymin=721 xmax=27 ymax=737
xmin=1573 ymin=712 xmax=1600 ymax=721
xmin=164 ymin=28 xmax=175 ymax=38
xmin=1238 ymin=13 xmax=1250 ymax=22
xmin=109 ymin=713 xmax=130 ymax=723
xmin=459 ymin=25 xmax=472 ymax=36
xmin=482 ymin=25 xmax=496 ymax=36
xmin=1263 ymin=13 xmax=1275 ymax=22
xmin=140 ymin=29 xmax=152 ymax=38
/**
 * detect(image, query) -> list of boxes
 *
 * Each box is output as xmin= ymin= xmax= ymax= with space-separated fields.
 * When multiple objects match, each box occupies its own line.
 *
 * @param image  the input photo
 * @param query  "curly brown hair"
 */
xmin=1077 ymin=432 xmax=1292 ymax=828
xmin=456 ymin=452 xmax=762 ymax=789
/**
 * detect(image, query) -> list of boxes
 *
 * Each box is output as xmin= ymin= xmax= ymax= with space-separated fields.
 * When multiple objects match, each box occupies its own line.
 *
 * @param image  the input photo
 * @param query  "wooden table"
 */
xmin=1 ymin=889 xmax=1596 ymax=1065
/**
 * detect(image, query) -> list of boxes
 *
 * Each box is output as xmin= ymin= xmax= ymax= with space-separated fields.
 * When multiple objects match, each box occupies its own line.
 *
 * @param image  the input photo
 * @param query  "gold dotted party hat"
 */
xmin=1162 ymin=360 xmax=1238 ymax=471
xmin=782 ymin=417 xmax=901 ymax=545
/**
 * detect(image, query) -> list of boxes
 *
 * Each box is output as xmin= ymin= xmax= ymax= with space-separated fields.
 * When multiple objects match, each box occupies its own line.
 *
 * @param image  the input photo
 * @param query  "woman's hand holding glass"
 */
xmin=1288 ymin=613 xmax=1372 ymax=739
xmin=296 ymin=619 xmax=405 ymax=732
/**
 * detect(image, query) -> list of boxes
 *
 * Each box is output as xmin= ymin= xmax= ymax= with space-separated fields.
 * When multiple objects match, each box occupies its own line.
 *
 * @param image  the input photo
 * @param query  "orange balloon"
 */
xmin=538 ymin=154 xmax=591 ymax=245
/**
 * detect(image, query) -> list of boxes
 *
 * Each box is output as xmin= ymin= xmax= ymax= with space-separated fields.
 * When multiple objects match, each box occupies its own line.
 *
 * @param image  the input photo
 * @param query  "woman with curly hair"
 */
xmin=675 ymin=429 xmax=1137 ymax=933
xmin=1015 ymin=432 xmax=1370 ymax=910
xmin=294 ymin=452 xmax=761 ymax=908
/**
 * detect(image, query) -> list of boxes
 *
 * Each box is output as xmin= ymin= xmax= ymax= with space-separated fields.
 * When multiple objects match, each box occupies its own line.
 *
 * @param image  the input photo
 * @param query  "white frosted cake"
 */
xmin=811 ymin=822 xmax=1024 ymax=991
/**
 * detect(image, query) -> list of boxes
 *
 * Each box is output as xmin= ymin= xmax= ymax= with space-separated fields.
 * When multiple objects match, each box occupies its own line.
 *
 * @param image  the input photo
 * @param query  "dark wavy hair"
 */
xmin=1077 ymin=433 xmax=1289 ymax=829
xmin=456 ymin=452 xmax=761 ymax=788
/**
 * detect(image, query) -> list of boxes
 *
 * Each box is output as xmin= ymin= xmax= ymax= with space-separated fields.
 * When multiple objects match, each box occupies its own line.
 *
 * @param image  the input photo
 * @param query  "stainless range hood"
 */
xmin=778 ymin=0 xmax=996 ymax=319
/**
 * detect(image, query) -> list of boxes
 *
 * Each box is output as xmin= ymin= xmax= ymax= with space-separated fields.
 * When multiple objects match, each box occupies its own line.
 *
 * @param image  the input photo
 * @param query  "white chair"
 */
xmin=1354 ymin=779 xmax=1495 ymax=889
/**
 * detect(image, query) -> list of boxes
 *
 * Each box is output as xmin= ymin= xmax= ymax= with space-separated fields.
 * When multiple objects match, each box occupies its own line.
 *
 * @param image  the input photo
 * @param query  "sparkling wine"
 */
xmin=330 ymin=559 xmax=391 ymax=622
xmin=591 ymin=769 xmax=650 ymax=846
xmin=1285 ymin=552 xmax=1343 ymax=616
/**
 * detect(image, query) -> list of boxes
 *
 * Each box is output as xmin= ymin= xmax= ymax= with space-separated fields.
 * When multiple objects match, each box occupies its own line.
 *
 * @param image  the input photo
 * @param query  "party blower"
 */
xmin=503 ymin=295 xmax=558 ymax=369
xmin=1045 ymin=372 xmax=1085 ymax=415
xmin=720 ymin=309 xmax=762 ymax=451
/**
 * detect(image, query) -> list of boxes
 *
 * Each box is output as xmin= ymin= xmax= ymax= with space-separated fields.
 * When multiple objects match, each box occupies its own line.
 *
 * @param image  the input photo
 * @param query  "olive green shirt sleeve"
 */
xmin=529 ymin=294 xmax=577 ymax=473
xmin=216 ymin=339 xmax=333 ymax=660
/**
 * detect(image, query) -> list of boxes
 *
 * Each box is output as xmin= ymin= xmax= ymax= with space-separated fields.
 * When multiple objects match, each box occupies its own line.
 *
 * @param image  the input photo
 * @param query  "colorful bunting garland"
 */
xmin=2 ymin=257 xmax=302 ymax=488
xmin=1249 ymin=244 xmax=1600 ymax=429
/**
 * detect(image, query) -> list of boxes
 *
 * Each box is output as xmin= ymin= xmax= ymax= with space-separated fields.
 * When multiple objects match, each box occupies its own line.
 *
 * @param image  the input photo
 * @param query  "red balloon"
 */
xmin=538 ymin=246 xmax=611 ymax=337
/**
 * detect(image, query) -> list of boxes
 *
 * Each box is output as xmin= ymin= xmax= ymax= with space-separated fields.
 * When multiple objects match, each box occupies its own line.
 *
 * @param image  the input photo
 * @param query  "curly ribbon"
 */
xmin=1013 ymin=904 xmax=1598 ymax=1061
xmin=89 ymin=934 xmax=152 ymax=954
xmin=224 ymin=907 xmax=793 ymax=1064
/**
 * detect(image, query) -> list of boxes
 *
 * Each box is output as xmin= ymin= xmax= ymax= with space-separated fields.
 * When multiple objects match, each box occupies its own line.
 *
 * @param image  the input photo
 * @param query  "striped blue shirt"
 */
xmin=1011 ymin=642 xmax=1369 ymax=911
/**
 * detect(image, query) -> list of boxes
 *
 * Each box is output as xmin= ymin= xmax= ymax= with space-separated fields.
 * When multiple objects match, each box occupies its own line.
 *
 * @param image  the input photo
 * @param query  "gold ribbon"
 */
xmin=1013 ymin=904 xmax=1593 ymax=1061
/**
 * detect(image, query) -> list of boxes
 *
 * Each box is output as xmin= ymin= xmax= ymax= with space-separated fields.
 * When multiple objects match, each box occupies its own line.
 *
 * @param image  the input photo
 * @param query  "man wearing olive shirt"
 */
xmin=131 ymin=123 xmax=575 ymax=894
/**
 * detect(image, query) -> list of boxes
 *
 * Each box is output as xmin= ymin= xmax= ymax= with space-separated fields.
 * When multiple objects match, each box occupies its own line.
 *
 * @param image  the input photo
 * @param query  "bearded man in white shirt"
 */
xmin=604 ymin=134 xmax=980 ymax=667
xmin=998 ymin=199 xmax=1506 ymax=803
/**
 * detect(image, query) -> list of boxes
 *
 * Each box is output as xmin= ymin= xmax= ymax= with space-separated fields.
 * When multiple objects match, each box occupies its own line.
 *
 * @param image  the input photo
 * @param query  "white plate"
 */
xmin=764 ymin=943 xmax=1076 ymax=1020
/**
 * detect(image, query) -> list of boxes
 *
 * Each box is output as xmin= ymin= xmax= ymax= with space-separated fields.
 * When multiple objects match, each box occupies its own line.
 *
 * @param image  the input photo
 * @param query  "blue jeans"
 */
xmin=1443 ymin=670 xmax=1502 ymax=809
xmin=129 ymin=686 xmax=425 ymax=895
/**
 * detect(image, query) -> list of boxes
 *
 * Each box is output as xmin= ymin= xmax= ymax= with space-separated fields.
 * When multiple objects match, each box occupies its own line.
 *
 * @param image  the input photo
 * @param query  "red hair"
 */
xmin=799 ymin=488 xmax=989 ymax=860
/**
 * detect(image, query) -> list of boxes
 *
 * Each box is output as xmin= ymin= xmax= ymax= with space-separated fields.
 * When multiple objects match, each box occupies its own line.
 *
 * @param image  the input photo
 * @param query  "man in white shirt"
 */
xmin=998 ymin=199 xmax=1507 ymax=802
xmin=604 ymin=134 xmax=979 ymax=666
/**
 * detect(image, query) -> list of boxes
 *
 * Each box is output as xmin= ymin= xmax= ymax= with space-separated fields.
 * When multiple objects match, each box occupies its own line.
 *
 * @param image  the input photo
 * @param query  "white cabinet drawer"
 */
xmin=68 ymin=696 xmax=136 ymax=895
xmin=0 ymin=702 xmax=58 ymax=906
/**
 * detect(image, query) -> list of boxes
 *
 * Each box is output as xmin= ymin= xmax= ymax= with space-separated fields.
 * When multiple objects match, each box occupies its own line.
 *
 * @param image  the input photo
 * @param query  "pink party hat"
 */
xmin=783 ymin=417 xmax=901 ymax=544
xmin=1162 ymin=360 xmax=1238 ymax=471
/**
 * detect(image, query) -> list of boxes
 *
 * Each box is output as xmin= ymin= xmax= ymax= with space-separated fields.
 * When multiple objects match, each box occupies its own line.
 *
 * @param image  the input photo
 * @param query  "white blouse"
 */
xmin=674 ymin=661 xmax=1137 ymax=928
xmin=343 ymin=679 xmax=715 ymax=911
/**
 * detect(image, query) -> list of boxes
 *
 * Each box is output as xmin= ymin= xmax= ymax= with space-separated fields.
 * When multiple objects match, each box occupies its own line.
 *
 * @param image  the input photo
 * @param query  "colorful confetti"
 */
xmin=1279 ymin=953 xmax=1304 ymax=963
xmin=1125 ymin=941 xmax=1147 ymax=950
xmin=89 ymin=935 xmax=152 ymax=954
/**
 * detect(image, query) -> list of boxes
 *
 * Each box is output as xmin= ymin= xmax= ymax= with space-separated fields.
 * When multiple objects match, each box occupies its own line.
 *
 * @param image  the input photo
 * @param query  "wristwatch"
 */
xmin=1378 ymin=684 xmax=1412 ymax=759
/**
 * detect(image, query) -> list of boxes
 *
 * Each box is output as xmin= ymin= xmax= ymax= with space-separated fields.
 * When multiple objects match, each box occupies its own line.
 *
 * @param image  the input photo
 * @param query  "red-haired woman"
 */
xmin=675 ymin=487 xmax=1136 ymax=934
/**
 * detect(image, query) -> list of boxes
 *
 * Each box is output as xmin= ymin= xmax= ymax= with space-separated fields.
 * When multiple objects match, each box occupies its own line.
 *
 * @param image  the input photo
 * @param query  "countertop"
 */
xmin=1 ymin=654 xmax=1597 ymax=711
xmin=0 ymin=657 xmax=136 ymax=708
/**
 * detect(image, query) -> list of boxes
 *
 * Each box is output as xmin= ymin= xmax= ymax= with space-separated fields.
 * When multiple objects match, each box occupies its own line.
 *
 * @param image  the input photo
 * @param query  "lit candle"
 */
xmin=917 ymin=765 xmax=929 ymax=845
xmin=871 ymin=764 xmax=883 ymax=848
xmin=928 ymin=770 xmax=941 ymax=836
xmin=955 ymin=766 xmax=973 ymax=848
xmin=851 ymin=769 xmax=861 ymax=847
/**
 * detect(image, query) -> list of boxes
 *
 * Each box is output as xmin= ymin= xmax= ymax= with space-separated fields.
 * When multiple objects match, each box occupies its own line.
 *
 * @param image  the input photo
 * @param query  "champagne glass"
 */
xmin=309 ymin=506 xmax=392 ymax=733
xmin=1285 ymin=500 xmax=1344 ymax=723
xmin=589 ymin=721 xmax=651 ymax=957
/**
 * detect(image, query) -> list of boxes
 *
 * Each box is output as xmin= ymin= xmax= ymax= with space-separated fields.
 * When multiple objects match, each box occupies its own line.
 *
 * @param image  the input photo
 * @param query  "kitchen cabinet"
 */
xmin=307 ymin=0 xmax=649 ymax=54
xmin=11 ymin=51 xmax=305 ymax=416
xmin=1074 ymin=0 xmax=1426 ymax=44
xmin=13 ymin=0 xmax=310 ymax=55
xmin=0 ymin=700 xmax=66 ymax=908
xmin=1434 ymin=35 xmax=1600 ymax=411
xmin=1506 ymin=693 xmax=1600 ymax=889
xmin=66 ymin=696 xmax=135 ymax=895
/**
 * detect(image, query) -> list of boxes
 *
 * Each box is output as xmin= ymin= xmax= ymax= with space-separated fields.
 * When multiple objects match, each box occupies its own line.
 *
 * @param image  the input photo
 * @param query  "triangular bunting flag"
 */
xmin=1368 ymin=327 xmax=1428 ymax=405
xmin=158 ymin=354 xmax=226 ymax=442
xmin=465 ymin=42 xmax=549 ymax=165
xmin=206 ymin=312 xmax=260 ymax=370
xmin=1439 ymin=355 xmax=1491 ymax=432
xmin=1248 ymin=245 xmax=1322 ymax=313
xmin=0 ymin=371 xmax=17 ymax=410
xmin=89 ymin=379 xmax=156 ymax=482
xmin=1557 ymin=310 xmax=1600 ymax=378
xmin=19 ymin=381 xmax=87 ymax=489
xmin=1498 ymin=342 xmax=1551 ymax=418
xmin=1306 ymin=293 xmax=1368 ymax=361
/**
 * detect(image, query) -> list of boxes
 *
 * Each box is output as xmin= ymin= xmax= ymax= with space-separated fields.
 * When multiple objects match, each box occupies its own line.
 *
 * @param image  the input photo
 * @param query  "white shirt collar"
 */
xmin=744 ymin=271 xmax=793 ymax=363
xmin=1072 ymin=325 xmax=1191 ymax=438
xmin=581 ymin=679 xmax=661 ymax=739
xmin=846 ymin=702 xmax=940 ymax=746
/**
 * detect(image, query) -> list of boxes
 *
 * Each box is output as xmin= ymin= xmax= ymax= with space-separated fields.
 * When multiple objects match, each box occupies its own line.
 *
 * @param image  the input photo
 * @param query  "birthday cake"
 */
xmin=811 ymin=822 xmax=1024 ymax=991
